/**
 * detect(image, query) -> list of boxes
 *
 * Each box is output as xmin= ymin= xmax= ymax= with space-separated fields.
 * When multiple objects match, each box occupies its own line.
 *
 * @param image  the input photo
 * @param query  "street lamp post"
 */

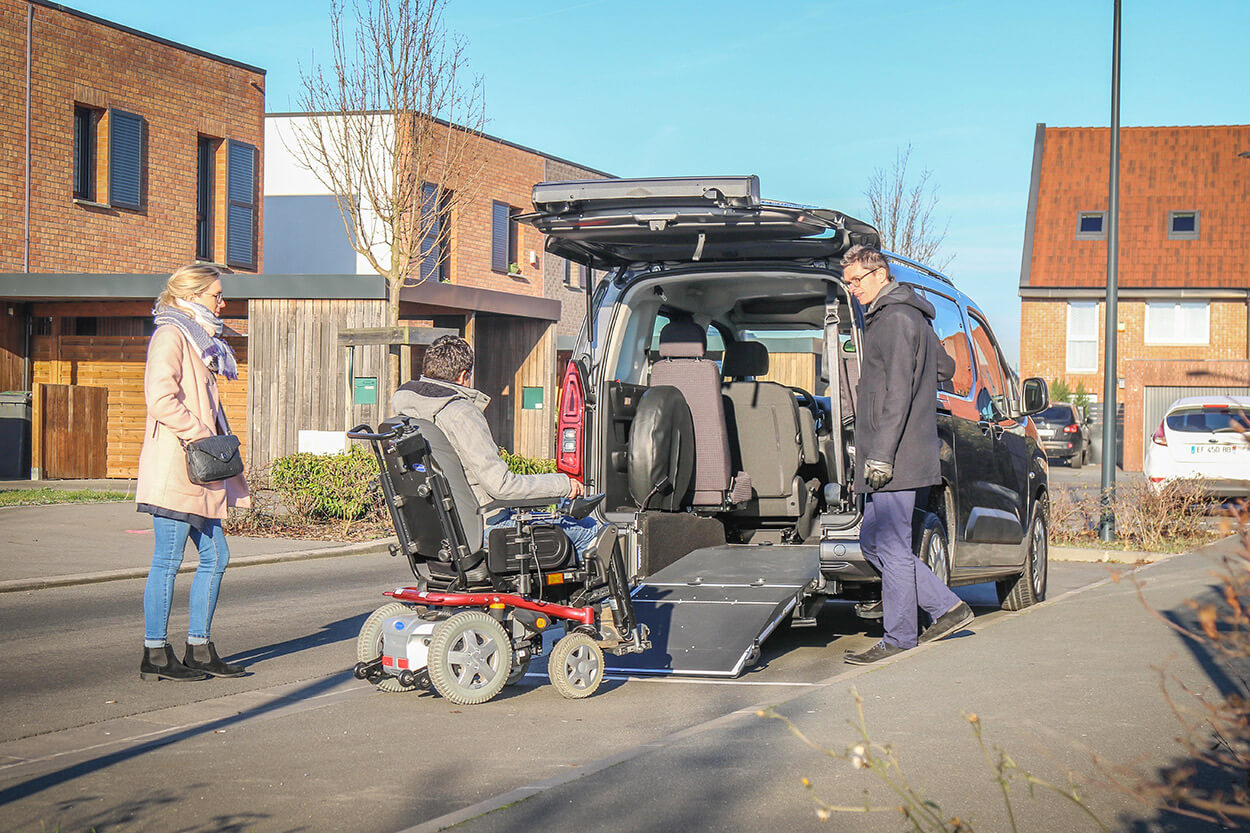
xmin=1099 ymin=0 xmax=1122 ymax=542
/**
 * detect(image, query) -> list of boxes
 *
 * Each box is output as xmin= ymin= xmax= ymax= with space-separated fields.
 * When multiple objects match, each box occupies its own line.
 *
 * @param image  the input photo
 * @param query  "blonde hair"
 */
xmin=157 ymin=263 xmax=221 ymax=308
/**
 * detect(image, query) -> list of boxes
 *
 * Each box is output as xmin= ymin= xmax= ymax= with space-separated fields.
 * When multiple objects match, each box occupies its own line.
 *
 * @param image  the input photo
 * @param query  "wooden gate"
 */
xmin=35 ymin=384 xmax=108 ymax=479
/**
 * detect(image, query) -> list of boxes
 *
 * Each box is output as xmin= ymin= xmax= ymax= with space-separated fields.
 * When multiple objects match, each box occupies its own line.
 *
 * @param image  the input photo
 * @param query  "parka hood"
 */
xmin=867 ymin=280 xmax=936 ymax=321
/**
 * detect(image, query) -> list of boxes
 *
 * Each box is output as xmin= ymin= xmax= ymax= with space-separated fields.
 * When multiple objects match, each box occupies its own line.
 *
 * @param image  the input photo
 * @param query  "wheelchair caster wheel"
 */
xmin=427 ymin=611 xmax=512 ymax=705
xmin=549 ymin=632 xmax=604 ymax=699
xmin=356 ymin=602 xmax=416 ymax=693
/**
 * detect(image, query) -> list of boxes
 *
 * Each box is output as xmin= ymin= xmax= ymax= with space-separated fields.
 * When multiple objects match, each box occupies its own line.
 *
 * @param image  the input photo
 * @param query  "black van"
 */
xmin=521 ymin=176 xmax=1050 ymax=673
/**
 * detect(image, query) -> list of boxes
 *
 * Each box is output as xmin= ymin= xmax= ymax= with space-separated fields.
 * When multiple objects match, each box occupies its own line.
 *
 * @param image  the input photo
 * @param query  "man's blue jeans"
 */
xmin=143 ymin=516 xmax=231 ymax=648
xmin=860 ymin=488 xmax=962 ymax=649
xmin=483 ymin=509 xmax=603 ymax=558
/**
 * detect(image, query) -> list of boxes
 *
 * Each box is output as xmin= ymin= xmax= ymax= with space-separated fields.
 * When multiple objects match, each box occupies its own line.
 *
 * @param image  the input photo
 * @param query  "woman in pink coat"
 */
xmin=137 ymin=264 xmax=250 ymax=681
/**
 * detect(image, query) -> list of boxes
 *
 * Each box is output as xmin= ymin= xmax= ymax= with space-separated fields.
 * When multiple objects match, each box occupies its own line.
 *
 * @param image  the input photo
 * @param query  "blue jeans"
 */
xmin=143 ymin=517 xmax=231 ymax=648
xmin=860 ymin=489 xmax=962 ymax=649
xmin=483 ymin=509 xmax=603 ymax=558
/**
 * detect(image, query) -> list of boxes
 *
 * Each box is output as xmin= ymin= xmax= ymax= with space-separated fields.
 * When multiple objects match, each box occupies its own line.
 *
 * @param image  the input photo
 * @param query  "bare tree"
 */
xmin=287 ymin=0 xmax=487 ymax=387
xmin=864 ymin=145 xmax=953 ymax=271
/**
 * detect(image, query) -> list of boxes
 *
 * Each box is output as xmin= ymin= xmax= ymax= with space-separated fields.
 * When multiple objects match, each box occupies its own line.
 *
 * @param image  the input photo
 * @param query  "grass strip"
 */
xmin=0 ymin=487 xmax=131 ymax=507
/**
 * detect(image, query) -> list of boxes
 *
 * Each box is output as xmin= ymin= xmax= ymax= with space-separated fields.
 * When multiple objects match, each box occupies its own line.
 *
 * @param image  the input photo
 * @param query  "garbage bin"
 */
xmin=0 ymin=391 xmax=32 ymax=480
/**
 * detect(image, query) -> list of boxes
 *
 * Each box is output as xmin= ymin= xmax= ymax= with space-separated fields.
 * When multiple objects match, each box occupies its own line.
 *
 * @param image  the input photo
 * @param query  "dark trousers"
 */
xmin=861 ymin=488 xmax=962 ymax=648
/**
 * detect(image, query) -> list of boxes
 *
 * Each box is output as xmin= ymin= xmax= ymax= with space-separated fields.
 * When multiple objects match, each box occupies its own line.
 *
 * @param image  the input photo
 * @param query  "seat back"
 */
xmin=721 ymin=341 xmax=818 ymax=518
xmin=648 ymin=320 xmax=733 ymax=505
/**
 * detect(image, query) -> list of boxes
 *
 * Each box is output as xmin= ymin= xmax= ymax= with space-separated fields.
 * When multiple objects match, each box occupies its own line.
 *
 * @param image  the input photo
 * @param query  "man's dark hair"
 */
xmin=422 ymin=334 xmax=474 ymax=382
xmin=841 ymin=244 xmax=890 ymax=276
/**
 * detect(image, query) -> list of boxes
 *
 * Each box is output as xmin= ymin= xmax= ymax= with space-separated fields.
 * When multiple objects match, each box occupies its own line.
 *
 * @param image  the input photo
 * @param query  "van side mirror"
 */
xmin=1021 ymin=377 xmax=1049 ymax=416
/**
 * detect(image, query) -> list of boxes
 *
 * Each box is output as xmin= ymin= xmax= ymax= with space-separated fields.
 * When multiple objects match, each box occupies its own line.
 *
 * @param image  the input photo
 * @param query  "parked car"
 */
xmin=522 ymin=175 xmax=1052 ymax=623
xmin=1144 ymin=395 xmax=1250 ymax=496
xmin=1033 ymin=402 xmax=1091 ymax=467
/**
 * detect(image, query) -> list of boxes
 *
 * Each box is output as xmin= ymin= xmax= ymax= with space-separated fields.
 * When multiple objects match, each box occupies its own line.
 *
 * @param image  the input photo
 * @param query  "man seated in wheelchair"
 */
xmin=391 ymin=334 xmax=602 ymax=558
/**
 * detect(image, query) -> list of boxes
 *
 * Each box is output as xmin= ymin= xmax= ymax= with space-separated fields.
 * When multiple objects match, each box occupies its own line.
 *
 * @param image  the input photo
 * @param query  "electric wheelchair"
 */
xmin=347 ymin=416 xmax=648 ymax=705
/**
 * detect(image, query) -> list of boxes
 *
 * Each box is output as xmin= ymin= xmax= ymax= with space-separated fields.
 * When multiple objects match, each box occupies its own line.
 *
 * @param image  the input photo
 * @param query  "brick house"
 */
xmin=262 ymin=114 xmax=610 ymax=467
xmin=0 ymin=0 xmax=264 ymax=477
xmin=1018 ymin=123 xmax=1250 ymax=471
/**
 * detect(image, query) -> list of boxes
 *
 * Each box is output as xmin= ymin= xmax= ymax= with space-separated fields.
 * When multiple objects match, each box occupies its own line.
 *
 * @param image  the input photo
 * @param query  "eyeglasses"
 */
xmin=844 ymin=266 xmax=884 ymax=287
xmin=200 ymin=291 xmax=224 ymax=303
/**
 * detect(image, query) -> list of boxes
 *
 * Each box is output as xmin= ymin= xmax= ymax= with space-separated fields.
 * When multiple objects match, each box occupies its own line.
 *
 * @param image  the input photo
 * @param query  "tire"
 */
xmin=1070 ymin=449 xmax=1083 ymax=469
xmin=427 ymin=611 xmax=511 ymax=705
xmin=505 ymin=658 xmax=531 ymax=687
xmin=918 ymin=513 xmax=950 ymax=587
xmin=997 ymin=496 xmax=1049 ymax=611
xmin=356 ymin=602 xmax=414 ymax=694
xmin=548 ymin=631 xmax=605 ymax=700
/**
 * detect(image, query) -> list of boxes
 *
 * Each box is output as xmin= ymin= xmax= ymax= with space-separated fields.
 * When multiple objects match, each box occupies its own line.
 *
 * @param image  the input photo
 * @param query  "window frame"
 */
xmin=911 ymin=285 xmax=975 ymax=399
xmin=195 ymin=136 xmax=215 ymax=262
xmin=1144 ymin=300 xmax=1209 ymax=345
xmin=72 ymin=105 xmax=98 ymax=202
xmin=1167 ymin=210 xmax=1199 ymax=240
xmin=1075 ymin=210 xmax=1107 ymax=240
xmin=1065 ymin=301 xmax=1099 ymax=373
xmin=491 ymin=200 xmax=519 ymax=274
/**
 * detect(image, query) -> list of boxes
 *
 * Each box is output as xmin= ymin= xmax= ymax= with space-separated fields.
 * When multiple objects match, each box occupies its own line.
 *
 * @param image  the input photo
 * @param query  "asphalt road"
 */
xmin=0 ymin=552 xmax=1133 ymax=833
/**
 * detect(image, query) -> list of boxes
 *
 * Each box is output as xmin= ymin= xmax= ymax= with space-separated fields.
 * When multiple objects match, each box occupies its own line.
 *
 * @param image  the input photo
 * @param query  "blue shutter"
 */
xmin=227 ymin=140 xmax=257 ymax=267
xmin=491 ymin=201 xmax=510 ymax=273
xmin=108 ymin=110 xmax=143 ymax=209
xmin=419 ymin=183 xmax=441 ymax=282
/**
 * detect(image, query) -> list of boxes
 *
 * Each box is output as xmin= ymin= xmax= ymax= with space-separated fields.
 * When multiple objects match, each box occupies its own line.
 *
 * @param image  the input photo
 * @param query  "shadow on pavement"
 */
xmin=225 ymin=612 xmax=370 ymax=666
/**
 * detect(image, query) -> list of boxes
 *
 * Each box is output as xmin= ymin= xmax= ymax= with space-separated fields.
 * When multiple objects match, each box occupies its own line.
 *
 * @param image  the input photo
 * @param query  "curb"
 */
xmin=0 ymin=536 xmax=397 ymax=594
xmin=1050 ymin=545 xmax=1176 ymax=564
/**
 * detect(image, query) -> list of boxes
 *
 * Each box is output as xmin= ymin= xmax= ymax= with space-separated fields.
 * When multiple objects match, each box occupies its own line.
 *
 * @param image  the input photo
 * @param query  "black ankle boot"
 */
xmin=182 ymin=642 xmax=246 ymax=678
xmin=140 ymin=644 xmax=210 ymax=682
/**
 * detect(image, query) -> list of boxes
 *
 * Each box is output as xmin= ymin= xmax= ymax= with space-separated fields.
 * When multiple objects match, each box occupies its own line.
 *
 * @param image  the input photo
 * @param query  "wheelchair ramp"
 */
xmin=606 ymin=544 xmax=820 ymax=677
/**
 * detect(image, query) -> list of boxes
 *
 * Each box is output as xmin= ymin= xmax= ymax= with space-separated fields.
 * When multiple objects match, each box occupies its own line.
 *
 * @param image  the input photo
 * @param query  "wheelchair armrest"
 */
xmin=479 ymin=496 xmax=560 ymax=513
xmin=566 ymin=493 xmax=605 ymax=520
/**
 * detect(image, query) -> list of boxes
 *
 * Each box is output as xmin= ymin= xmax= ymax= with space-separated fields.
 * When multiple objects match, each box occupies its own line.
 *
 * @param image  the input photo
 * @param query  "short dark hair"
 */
xmin=422 ymin=335 xmax=474 ymax=382
xmin=840 ymin=244 xmax=890 ymax=276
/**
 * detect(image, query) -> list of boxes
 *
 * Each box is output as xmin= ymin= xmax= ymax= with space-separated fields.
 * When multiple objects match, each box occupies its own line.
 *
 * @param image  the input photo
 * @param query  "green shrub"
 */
xmin=1049 ymin=378 xmax=1071 ymax=404
xmin=269 ymin=446 xmax=381 ymax=520
xmin=499 ymin=448 xmax=558 ymax=475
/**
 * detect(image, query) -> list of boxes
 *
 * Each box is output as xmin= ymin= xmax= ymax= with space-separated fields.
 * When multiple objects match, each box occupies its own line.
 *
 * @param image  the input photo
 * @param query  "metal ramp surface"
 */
xmin=606 ymin=544 xmax=820 ymax=677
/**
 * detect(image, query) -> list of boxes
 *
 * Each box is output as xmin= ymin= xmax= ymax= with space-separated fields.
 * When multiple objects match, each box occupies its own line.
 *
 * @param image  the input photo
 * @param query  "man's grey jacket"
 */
xmin=391 ymin=376 xmax=571 ymax=512
xmin=853 ymin=281 xmax=952 ymax=495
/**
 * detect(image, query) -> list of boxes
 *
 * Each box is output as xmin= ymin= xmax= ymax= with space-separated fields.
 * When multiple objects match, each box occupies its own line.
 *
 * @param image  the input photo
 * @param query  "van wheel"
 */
xmin=356 ymin=602 xmax=415 ymax=693
xmin=919 ymin=513 xmax=950 ymax=587
xmin=997 ymin=496 xmax=1049 ymax=611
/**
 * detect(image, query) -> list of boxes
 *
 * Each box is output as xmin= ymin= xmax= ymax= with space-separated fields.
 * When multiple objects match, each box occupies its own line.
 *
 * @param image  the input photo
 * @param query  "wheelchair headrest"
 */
xmin=721 ymin=341 xmax=769 ymax=379
xmin=658 ymin=320 xmax=706 ymax=358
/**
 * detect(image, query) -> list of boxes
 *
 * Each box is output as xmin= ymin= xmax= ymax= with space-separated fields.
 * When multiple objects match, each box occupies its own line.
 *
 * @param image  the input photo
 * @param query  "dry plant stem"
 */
xmin=865 ymin=144 xmax=953 ymax=271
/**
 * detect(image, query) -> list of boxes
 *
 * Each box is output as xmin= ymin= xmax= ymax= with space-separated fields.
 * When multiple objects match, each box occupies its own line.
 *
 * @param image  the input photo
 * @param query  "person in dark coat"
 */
xmin=841 ymin=245 xmax=974 ymax=665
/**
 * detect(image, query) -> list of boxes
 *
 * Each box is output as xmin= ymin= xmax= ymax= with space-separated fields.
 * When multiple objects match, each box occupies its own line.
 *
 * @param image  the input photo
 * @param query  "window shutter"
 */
xmin=227 ymin=140 xmax=257 ymax=268
xmin=109 ymin=109 xmax=143 ymax=209
xmin=491 ymin=201 xmax=510 ymax=273
xmin=420 ymin=183 xmax=441 ymax=282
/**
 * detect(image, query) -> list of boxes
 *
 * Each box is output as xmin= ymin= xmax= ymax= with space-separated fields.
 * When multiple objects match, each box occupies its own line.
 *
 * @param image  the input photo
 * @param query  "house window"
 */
xmin=1075 ymin=211 xmax=1106 ymax=240
xmin=1066 ymin=301 xmax=1098 ymax=373
xmin=72 ymin=106 xmax=98 ymax=201
xmin=563 ymin=258 xmax=577 ymax=289
xmin=1145 ymin=301 xmax=1209 ymax=344
xmin=226 ymin=140 xmax=257 ymax=269
xmin=108 ymin=109 xmax=145 ymax=210
xmin=196 ymin=137 xmax=215 ymax=262
xmin=491 ymin=201 xmax=518 ymax=274
xmin=418 ymin=182 xmax=451 ymax=282
xmin=1168 ymin=211 xmax=1199 ymax=240
xmin=579 ymin=263 xmax=593 ymax=289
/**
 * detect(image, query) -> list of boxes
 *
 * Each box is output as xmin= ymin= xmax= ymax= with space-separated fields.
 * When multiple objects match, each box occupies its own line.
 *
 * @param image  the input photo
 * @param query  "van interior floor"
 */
xmin=606 ymin=543 xmax=821 ymax=677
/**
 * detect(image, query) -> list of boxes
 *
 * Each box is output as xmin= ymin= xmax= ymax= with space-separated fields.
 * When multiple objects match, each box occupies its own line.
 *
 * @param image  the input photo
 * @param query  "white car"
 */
xmin=1144 ymin=395 xmax=1250 ymax=496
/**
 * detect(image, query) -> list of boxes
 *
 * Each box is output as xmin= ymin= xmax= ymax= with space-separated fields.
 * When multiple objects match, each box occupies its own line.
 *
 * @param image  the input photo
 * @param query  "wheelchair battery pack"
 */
xmin=487 ymin=524 xmax=573 ymax=575
xmin=380 ymin=612 xmax=439 ymax=677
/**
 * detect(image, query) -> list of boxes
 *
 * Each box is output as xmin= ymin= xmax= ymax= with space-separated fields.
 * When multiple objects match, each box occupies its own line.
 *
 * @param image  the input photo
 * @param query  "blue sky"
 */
xmin=67 ymin=0 xmax=1249 ymax=365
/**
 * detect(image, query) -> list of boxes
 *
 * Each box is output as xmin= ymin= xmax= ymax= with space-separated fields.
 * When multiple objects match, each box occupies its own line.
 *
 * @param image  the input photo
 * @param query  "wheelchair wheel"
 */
xmin=427 ymin=611 xmax=512 ymax=705
xmin=356 ymin=602 xmax=414 ymax=694
xmin=549 ymin=631 xmax=604 ymax=699
xmin=505 ymin=658 xmax=531 ymax=687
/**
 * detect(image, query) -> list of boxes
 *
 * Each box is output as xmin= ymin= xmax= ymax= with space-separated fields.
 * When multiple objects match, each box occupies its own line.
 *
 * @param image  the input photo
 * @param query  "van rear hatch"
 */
xmin=519 ymin=175 xmax=878 ymax=270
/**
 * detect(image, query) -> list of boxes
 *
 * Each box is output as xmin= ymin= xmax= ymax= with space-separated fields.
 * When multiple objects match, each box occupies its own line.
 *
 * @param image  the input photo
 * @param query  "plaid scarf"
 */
xmin=152 ymin=301 xmax=239 ymax=381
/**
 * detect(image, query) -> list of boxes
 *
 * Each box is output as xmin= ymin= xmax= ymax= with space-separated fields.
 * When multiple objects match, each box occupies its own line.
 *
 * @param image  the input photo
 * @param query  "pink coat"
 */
xmin=135 ymin=324 xmax=250 ymax=518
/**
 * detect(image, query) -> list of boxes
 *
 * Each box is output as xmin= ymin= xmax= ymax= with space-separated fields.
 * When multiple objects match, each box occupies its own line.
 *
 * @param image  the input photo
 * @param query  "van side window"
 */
xmin=968 ymin=312 xmax=1010 ymax=421
xmin=915 ymin=288 xmax=973 ymax=397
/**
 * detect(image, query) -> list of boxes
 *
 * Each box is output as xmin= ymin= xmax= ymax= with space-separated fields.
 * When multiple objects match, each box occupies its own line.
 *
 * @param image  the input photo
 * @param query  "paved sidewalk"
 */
xmin=0 ymin=498 xmax=392 ymax=592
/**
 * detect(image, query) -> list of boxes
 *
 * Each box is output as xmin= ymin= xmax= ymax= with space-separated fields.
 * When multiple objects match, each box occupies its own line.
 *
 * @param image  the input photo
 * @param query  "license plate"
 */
xmin=1038 ymin=429 xmax=1055 ymax=439
xmin=1187 ymin=444 xmax=1248 ymax=456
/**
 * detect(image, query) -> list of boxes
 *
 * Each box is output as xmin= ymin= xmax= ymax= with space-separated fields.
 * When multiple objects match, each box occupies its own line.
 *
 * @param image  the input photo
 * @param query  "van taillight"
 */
xmin=1151 ymin=421 xmax=1168 ymax=446
xmin=557 ymin=361 xmax=584 ymax=479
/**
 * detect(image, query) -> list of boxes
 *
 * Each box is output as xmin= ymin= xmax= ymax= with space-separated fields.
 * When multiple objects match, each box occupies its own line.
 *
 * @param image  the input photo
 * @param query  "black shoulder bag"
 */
xmin=181 ymin=407 xmax=243 ymax=485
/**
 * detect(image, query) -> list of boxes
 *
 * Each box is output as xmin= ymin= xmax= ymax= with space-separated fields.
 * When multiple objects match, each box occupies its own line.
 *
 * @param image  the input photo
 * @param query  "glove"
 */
xmin=865 ymin=459 xmax=894 ymax=490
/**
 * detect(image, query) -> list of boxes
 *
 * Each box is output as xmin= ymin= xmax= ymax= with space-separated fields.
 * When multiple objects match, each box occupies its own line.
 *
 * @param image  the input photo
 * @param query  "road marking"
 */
xmin=519 ymin=672 xmax=816 ymax=687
